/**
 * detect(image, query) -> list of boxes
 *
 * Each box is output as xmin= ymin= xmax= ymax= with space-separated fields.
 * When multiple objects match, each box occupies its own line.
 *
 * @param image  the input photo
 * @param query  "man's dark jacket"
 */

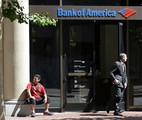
xmin=110 ymin=61 xmax=128 ymax=88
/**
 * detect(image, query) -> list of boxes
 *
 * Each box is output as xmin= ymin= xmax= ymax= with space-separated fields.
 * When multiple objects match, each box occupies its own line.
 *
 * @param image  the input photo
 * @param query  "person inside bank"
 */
xmin=26 ymin=74 xmax=53 ymax=117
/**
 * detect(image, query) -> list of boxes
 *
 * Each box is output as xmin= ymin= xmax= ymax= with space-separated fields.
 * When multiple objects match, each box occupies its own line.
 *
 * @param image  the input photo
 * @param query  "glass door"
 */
xmin=30 ymin=24 xmax=61 ymax=110
xmin=63 ymin=21 xmax=124 ymax=111
xmin=63 ymin=21 xmax=95 ymax=111
xmin=94 ymin=22 xmax=120 ymax=110
xmin=94 ymin=21 xmax=126 ymax=111
xmin=129 ymin=21 xmax=142 ymax=110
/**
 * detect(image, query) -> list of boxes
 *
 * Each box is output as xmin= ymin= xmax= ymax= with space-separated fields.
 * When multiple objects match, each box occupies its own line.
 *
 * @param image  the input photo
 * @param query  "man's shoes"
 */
xmin=114 ymin=112 xmax=122 ymax=116
xmin=106 ymin=106 xmax=110 ymax=113
xmin=43 ymin=111 xmax=53 ymax=116
xmin=31 ymin=112 xmax=35 ymax=117
xmin=120 ymin=110 xmax=124 ymax=113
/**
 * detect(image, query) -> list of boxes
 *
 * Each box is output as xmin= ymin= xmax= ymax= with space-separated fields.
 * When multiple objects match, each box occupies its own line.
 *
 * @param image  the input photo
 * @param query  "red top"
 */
xmin=26 ymin=82 xmax=46 ymax=99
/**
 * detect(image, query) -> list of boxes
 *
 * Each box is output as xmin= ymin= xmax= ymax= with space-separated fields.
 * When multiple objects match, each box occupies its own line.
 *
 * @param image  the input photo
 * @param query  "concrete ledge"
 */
xmin=4 ymin=100 xmax=31 ymax=116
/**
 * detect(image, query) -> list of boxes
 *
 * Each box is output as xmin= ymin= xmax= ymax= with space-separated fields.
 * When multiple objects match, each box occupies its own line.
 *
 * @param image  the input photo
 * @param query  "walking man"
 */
xmin=106 ymin=53 xmax=128 ymax=116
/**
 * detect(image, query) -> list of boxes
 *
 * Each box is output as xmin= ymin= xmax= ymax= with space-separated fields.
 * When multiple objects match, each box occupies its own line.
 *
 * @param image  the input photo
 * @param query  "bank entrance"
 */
xmin=30 ymin=20 xmax=126 ymax=112
xmin=62 ymin=20 xmax=126 ymax=111
xmin=29 ymin=4 xmax=142 ymax=113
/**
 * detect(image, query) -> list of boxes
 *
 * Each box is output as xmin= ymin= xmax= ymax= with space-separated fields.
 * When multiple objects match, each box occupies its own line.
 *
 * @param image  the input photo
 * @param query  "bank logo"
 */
xmin=118 ymin=8 xmax=136 ymax=19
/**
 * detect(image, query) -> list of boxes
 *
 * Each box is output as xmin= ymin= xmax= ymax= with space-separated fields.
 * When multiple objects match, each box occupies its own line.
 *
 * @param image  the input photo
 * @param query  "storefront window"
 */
xmin=63 ymin=21 xmax=94 ymax=108
xmin=29 ymin=0 xmax=127 ymax=6
xmin=28 ymin=0 xmax=142 ymax=6
xmin=63 ymin=21 xmax=118 ymax=110
xmin=63 ymin=0 xmax=126 ymax=6
xmin=30 ymin=24 xmax=60 ymax=108
xmin=129 ymin=0 xmax=142 ymax=6
xmin=29 ymin=0 xmax=59 ymax=5
xmin=129 ymin=21 xmax=142 ymax=107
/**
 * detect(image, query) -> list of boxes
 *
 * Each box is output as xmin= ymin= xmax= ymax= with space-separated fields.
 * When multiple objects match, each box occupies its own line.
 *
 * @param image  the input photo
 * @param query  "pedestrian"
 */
xmin=26 ymin=74 xmax=53 ymax=117
xmin=106 ymin=53 xmax=128 ymax=116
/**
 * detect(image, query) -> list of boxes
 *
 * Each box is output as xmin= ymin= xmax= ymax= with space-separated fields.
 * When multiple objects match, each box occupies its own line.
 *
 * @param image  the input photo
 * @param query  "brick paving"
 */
xmin=5 ymin=111 xmax=142 ymax=120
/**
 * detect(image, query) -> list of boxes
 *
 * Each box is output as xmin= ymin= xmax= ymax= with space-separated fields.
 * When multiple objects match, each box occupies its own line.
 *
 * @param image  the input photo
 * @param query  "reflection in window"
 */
xmin=68 ymin=25 xmax=93 ymax=73
xmin=129 ymin=0 xmax=142 ymax=6
xmin=64 ymin=23 xmax=94 ymax=104
xmin=63 ymin=0 xmax=126 ymax=6
xmin=29 ymin=0 xmax=59 ymax=5
xmin=129 ymin=21 xmax=142 ymax=85
xmin=30 ymin=24 xmax=60 ymax=108
xmin=29 ymin=0 xmax=127 ymax=6
xmin=129 ymin=21 xmax=142 ymax=106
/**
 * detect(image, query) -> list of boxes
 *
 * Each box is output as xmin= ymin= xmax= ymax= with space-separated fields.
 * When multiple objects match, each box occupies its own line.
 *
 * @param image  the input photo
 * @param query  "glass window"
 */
xmin=129 ymin=0 xmax=142 ymax=6
xmin=63 ymin=0 xmax=126 ymax=6
xmin=29 ymin=0 xmax=128 ymax=6
xmin=29 ymin=0 xmax=59 ymax=5
xmin=30 ymin=23 xmax=60 ymax=108
xmin=129 ymin=21 xmax=142 ymax=107
xmin=63 ymin=21 xmax=119 ymax=110
xmin=63 ymin=22 xmax=94 ymax=106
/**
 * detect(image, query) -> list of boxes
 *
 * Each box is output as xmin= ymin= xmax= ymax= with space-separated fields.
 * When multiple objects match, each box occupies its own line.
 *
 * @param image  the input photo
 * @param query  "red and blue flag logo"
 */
xmin=118 ymin=8 xmax=136 ymax=19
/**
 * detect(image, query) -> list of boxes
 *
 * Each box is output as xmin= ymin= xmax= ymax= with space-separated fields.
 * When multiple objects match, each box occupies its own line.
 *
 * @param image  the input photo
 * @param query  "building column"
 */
xmin=3 ymin=0 xmax=30 ymax=116
xmin=0 ymin=0 xmax=5 ymax=119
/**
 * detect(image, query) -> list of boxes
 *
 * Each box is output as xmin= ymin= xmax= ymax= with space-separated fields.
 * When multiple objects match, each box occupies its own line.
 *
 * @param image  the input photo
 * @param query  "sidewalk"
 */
xmin=5 ymin=111 xmax=142 ymax=120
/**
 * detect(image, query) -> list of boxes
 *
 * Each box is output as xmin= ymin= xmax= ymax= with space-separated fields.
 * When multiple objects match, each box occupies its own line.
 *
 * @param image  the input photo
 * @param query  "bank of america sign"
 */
xmin=57 ymin=7 xmax=136 ymax=19
xmin=118 ymin=8 xmax=136 ymax=19
xmin=30 ymin=6 xmax=142 ymax=20
xmin=58 ymin=8 xmax=116 ymax=17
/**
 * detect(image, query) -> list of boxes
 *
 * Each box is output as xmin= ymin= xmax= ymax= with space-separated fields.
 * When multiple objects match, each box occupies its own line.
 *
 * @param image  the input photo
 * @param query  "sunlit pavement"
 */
xmin=5 ymin=111 xmax=142 ymax=120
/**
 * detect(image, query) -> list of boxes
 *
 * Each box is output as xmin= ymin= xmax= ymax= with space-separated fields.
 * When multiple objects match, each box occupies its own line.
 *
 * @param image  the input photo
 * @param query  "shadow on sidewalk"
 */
xmin=6 ymin=112 xmax=142 ymax=120
xmin=11 ymin=89 xmax=30 ymax=117
xmin=49 ymin=116 xmax=142 ymax=120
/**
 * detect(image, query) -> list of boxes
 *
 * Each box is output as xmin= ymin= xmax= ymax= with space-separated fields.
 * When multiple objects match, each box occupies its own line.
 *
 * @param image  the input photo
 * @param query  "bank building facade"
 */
xmin=1 ymin=0 xmax=142 ymax=116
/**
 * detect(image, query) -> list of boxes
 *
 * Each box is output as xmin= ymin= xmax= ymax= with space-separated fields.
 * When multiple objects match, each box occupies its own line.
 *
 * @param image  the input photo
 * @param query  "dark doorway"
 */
xmin=30 ymin=24 xmax=61 ymax=109
xmin=63 ymin=21 xmax=94 ymax=111
xmin=62 ymin=21 xmax=121 ymax=111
